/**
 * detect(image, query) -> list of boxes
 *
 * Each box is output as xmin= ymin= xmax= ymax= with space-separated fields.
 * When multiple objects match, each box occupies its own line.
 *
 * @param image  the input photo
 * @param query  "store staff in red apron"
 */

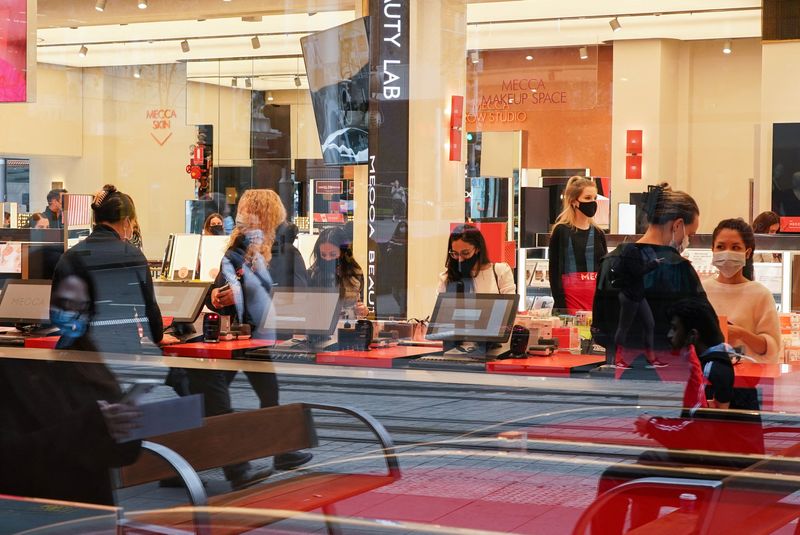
xmin=548 ymin=176 xmax=608 ymax=314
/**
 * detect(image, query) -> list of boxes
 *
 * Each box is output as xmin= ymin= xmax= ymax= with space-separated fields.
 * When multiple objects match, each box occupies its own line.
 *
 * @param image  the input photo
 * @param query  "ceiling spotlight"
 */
xmin=294 ymin=75 xmax=301 ymax=87
xmin=525 ymin=55 xmax=533 ymax=61
xmin=133 ymin=66 xmax=141 ymax=78
xmin=308 ymin=12 xmax=317 ymax=16
xmin=723 ymin=39 xmax=732 ymax=54
xmin=78 ymin=45 xmax=88 ymax=57
xmin=245 ymin=78 xmax=252 ymax=88
xmin=180 ymin=39 xmax=190 ymax=53
xmin=138 ymin=0 xmax=147 ymax=9
xmin=609 ymin=17 xmax=621 ymax=32
xmin=251 ymin=35 xmax=261 ymax=49
xmin=95 ymin=0 xmax=106 ymax=12
xmin=231 ymin=78 xmax=238 ymax=87
xmin=579 ymin=46 xmax=589 ymax=60
xmin=470 ymin=50 xmax=479 ymax=64
xmin=267 ymin=91 xmax=274 ymax=102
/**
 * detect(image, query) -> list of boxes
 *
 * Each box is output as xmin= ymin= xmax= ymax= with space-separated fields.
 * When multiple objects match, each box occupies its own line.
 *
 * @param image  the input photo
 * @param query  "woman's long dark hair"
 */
xmin=308 ymin=227 xmax=363 ymax=292
xmin=712 ymin=218 xmax=755 ymax=281
xmin=445 ymin=224 xmax=491 ymax=283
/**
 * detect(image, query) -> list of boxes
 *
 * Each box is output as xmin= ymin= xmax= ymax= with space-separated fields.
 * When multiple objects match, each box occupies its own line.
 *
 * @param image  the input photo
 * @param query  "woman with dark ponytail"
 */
xmin=593 ymin=183 xmax=712 ymax=371
xmin=52 ymin=184 xmax=175 ymax=354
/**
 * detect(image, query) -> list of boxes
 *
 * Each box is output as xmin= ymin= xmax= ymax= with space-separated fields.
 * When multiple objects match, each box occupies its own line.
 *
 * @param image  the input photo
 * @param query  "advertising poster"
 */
xmin=772 ymin=123 xmax=800 ymax=223
xmin=0 ymin=0 xmax=29 ymax=103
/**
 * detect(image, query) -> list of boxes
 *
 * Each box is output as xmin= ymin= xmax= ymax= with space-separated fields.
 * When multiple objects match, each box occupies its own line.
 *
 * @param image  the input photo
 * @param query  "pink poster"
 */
xmin=0 ymin=0 xmax=27 ymax=103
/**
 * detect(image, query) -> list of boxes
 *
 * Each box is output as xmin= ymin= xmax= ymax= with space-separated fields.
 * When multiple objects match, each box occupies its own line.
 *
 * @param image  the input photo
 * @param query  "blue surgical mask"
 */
xmin=51 ymin=308 xmax=88 ymax=339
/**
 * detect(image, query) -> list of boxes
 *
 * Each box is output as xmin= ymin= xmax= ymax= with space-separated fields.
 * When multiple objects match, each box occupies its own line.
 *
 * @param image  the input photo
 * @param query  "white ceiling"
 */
xmin=34 ymin=0 xmax=763 ymax=90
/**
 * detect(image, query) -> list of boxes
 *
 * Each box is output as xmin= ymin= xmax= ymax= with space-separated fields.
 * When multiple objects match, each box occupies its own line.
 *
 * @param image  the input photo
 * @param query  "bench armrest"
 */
xmin=571 ymin=477 xmax=723 ymax=535
xmin=133 ymin=441 xmax=208 ymax=506
xmin=303 ymin=403 xmax=400 ymax=478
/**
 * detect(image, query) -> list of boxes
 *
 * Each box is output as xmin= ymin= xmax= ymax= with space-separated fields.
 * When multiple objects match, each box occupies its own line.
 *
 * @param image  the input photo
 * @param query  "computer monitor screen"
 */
xmin=427 ymin=293 xmax=519 ymax=343
xmin=153 ymin=281 xmax=210 ymax=323
xmin=264 ymin=288 xmax=342 ymax=336
xmin=0 ymin=279 xmax=51 ymax=324
xmin=301 ymin=17 xmax=370 ymax=165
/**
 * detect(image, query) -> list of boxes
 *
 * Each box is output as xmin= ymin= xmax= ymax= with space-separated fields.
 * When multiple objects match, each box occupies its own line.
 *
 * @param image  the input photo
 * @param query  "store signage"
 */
xmin=148 ymin=108 xmax=176 ymax=146
xmin=449 ymin=95 xmax=464 ymax=161
xmin=368 ymin=0 xmax=410 ymax=316
xmin=315 ymin=180 xmax=343 ymax=195
xmin=780 ymin=217 xmax=800 ymax=233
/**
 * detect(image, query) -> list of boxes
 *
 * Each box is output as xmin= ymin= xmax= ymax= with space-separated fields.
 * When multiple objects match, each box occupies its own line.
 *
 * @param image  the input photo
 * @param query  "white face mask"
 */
xmin=670 ymin=225 xmax=690 ymax=254
xmin=712 ymin=250 xmax=747 ymax=278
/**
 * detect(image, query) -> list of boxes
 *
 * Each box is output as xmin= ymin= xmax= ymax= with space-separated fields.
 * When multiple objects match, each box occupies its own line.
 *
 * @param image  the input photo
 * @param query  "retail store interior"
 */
xmin=2 ymin=1 xmax=800 ymax=534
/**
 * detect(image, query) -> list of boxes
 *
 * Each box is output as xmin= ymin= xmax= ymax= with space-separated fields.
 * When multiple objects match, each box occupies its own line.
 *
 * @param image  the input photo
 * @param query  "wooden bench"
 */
xmin=116 ymin=402 xmax=400 ymax=535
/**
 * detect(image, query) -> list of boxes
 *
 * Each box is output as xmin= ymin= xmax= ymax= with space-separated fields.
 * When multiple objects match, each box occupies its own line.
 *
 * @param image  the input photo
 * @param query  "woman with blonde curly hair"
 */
xmin=188 ymin=189 xmax=312 ymax=490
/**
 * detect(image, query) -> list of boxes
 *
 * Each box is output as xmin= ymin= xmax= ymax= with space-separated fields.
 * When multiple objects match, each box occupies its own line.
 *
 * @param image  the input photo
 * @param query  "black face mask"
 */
xmin=577 ymin=201 xmax=598 ymax=218
xmin=457 ymin=255 xmax=480 ymax=278
xmin=209 ymin=225 xmax=224 ymax=235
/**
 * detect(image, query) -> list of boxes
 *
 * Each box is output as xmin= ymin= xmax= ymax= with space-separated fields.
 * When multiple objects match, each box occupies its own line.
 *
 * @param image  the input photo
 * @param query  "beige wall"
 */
xmin=17 ymin=64 xmax=197 ymax=259
xmin=407 ymin=0 xmax=468 ymax=319
xmin=759 ymin=41 xmax=800 ymax=218
xmin=611 ymin=38 xmax=762 ymax=233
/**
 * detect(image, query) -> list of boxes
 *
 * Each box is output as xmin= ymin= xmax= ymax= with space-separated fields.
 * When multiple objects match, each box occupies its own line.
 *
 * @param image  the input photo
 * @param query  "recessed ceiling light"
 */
xmin=180 ymin=39 xmax=190 ymax=53
xmin=525 ymin=55 xmax=533 ymax=61
xmin=609 ymin=17 xmax=621 ymax=32
xmin=78 ymin=45 xmax=88 ymax=57
xmin=133 ymin=66 xmax=142 ymax=78
xmin=95 ymin=0 xmax=106 ymax=12
xmin=722 ymin=39 xmax=732 ymax=54
xmin=579 ymin=46 xmax=589 ymax=60
xmin=470 ymin=50 xmax=479 ymax=64
xmin=138 ymin=0 xmax=147 ymax=9
xmin=294 ymin=75 xmax=301 ymax=87
xmin=251 ymin=35 xmax=261 ymax=49
xmin=267 ymin=91 xmax=274 ymax=101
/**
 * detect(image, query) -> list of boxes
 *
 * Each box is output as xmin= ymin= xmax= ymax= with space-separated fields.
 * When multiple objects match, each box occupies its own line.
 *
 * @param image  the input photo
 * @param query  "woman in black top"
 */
xmin=548 ymin=176 xmax=607 ymax=313
xmin=53 ymin=184 xmax=170 ymax=354
xmin=593 ymin=183 xmax=711 ymax=372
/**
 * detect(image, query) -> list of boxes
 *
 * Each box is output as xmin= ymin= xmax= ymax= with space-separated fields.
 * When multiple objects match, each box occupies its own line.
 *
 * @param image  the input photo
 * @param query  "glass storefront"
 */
xmin=2 ymin=1 xmax=800 ymax=533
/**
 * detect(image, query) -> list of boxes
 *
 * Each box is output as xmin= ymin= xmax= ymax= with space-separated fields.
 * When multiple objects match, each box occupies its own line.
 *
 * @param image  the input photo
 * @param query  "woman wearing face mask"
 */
xmin=593 ymin=183 xmax=710 ymax=371
xmin=194 ymin=190 xmax=313 ymax=488
xmin=548 ymin=176 xmax=608 ymax=314
xmin=437 ymin=224 xmax=515 ymax=295
xmin=203 ymin=212 xmax=225 ymax=236
xmin=52 ymin=184 xmax=175 ymax=354
xmin=307 ymin=227 xmax=368 ymax=318
xmin=702 ymin=218 xmax=781 ymax=364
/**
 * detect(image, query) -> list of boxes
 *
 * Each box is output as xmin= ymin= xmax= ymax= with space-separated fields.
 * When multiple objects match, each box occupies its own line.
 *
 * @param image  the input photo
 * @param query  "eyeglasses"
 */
xmin=449 ymin=248 xmax=477 ymax=260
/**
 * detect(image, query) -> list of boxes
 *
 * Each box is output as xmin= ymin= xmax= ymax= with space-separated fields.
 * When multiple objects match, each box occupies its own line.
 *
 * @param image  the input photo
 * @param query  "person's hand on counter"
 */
xmin=159 ymin=333 xmax=181 ymax=346
xmin=355 ymin=301 xmax=369 ymax=319
xmin=211 ymin=286 xmax=235 ymax=308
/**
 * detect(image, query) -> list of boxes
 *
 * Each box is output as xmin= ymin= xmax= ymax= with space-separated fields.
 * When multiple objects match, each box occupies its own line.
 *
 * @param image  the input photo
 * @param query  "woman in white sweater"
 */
xmin=702 ymin=218 xmax=782 ymax=363
xmin=437 ymin=224 xmax=515 ymax=295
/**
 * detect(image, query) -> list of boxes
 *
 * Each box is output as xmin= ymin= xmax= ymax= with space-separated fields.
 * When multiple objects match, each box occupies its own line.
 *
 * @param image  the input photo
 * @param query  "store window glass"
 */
xmin=1 ymin=1 xmax=800 ymax=534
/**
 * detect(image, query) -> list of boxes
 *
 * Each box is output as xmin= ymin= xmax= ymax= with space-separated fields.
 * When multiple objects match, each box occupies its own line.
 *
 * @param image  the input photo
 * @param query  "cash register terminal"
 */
xmin=409 ymin=293 xmax=519 ymax=370
xmin=154 ymin=280 xmax=211 ymax=342
xmin=0 ymin=280 xmax=57 ymax=345
xmin=244 ymin=288 xmax=342 ymax=362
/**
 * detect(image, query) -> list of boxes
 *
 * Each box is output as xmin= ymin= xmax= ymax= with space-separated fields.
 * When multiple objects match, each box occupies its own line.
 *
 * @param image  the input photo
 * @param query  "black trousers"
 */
xmin=185 ymin=369 xmax=279 ymax=479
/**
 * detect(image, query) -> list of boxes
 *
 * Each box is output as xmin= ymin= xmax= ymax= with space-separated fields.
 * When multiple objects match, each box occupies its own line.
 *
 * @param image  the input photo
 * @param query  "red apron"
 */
xmin=561 ymin=226 xmax=597 ymax=314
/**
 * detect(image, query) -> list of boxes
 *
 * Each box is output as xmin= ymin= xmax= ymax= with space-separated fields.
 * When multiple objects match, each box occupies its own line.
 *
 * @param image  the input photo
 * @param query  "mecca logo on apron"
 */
xmin=561 ymin=226 xmax=597 ymax=314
